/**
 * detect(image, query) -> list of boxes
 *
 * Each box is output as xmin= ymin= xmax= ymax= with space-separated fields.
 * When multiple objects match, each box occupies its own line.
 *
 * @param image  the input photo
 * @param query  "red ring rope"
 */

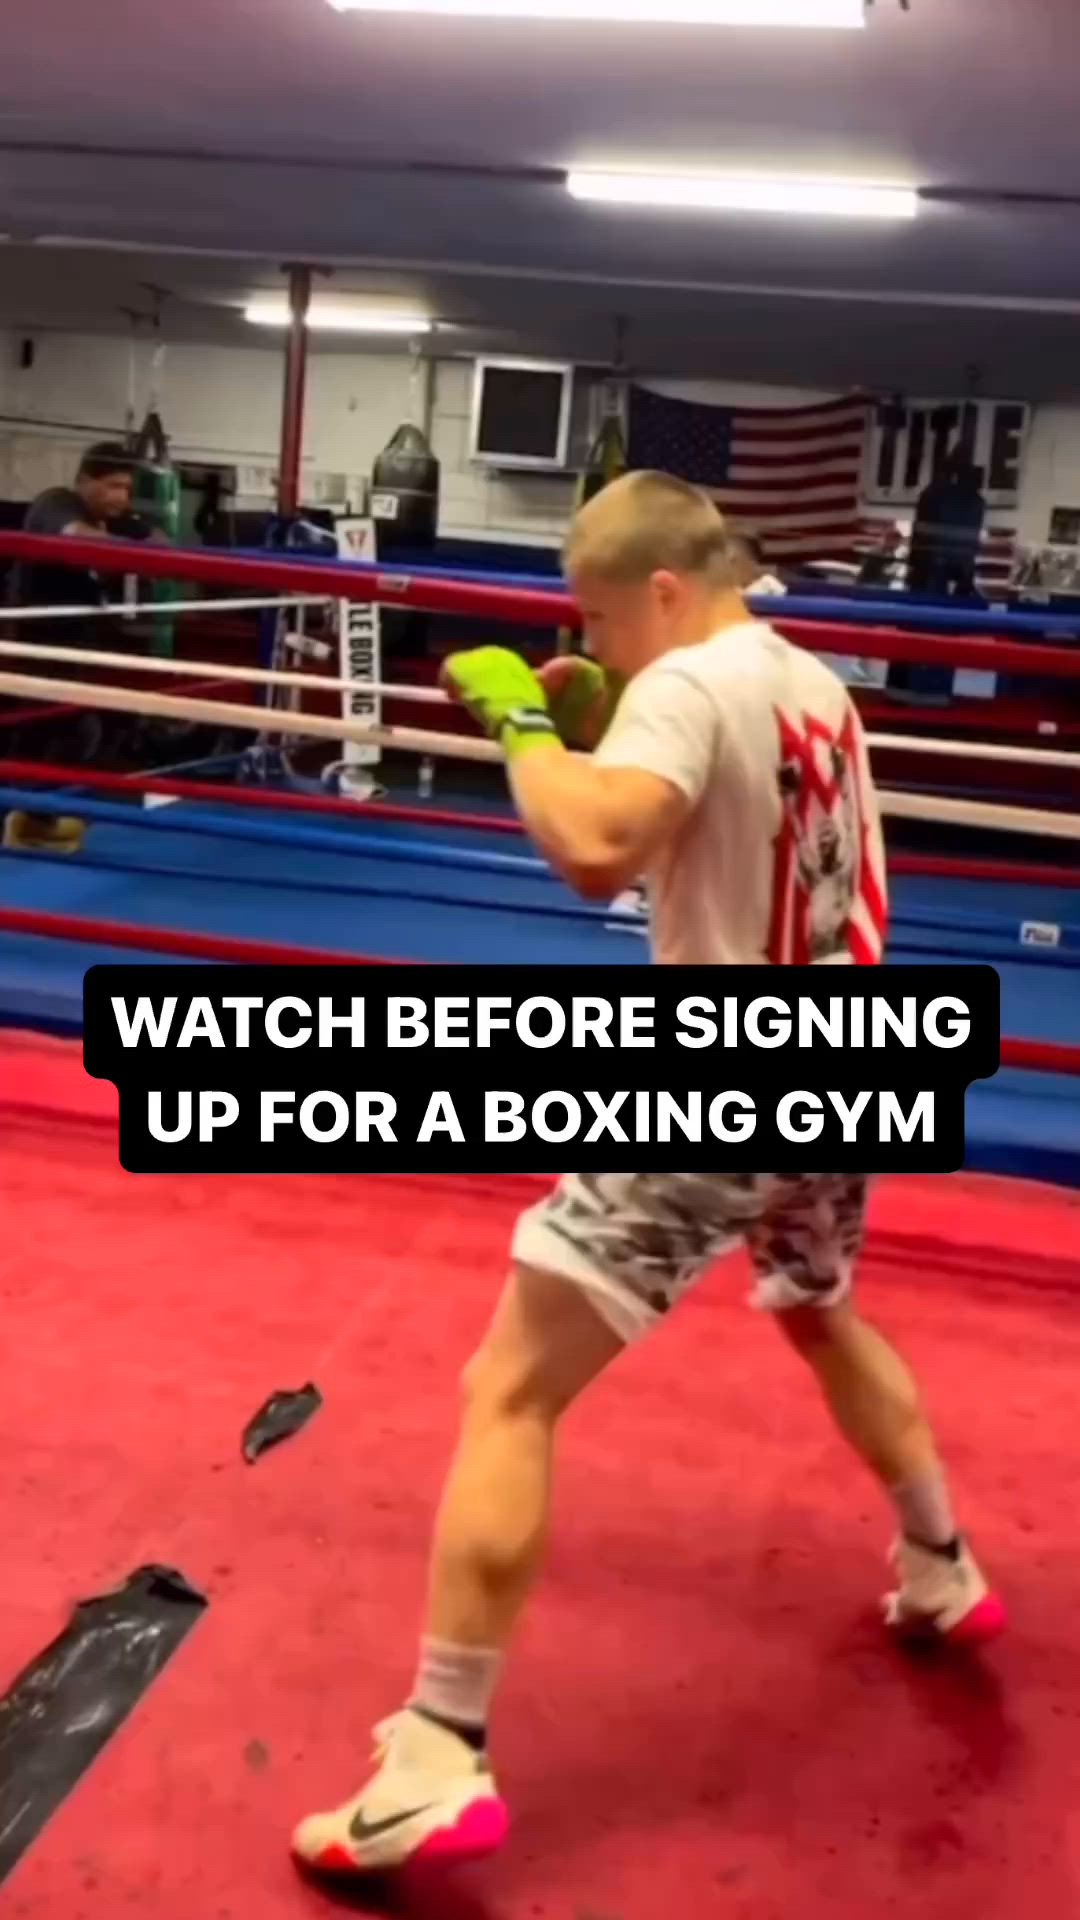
xmin=779 ymin=621 xmax=1080 ymax=676
xmin=1000 ymin=1035 xmax=1080 ymax=1073
xmin=0 ymin=533 xmax=570 ymax=630
xmin=0 ymin=905 xmax=401 ymax=967
xmin=888 ymin=852 xmax=1080 ymax=889
xmin=0 ymin=702 xmax=81 ymax=731
xmin=5 ymin=530 xmax=1080 ymax=677
xmin=0 ymin=904 xmax=1075 ymax=1076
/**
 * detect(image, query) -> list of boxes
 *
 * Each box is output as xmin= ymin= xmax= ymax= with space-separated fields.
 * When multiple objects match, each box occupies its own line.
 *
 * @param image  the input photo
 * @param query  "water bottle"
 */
xmin=418 ymin=756 xmax=434 ymax=801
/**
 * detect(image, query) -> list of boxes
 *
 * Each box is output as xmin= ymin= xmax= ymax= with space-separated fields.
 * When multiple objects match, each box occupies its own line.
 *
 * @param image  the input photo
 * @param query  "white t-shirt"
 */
xmin=595 ymin=621 xmax=887 ymax=968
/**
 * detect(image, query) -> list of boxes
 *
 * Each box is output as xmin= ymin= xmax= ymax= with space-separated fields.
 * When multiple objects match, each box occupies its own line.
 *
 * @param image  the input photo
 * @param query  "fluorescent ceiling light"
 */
xmin=328 ymin=0 xmax=862 ymax=23
xmin=244 ymin=301 xmax=431 ymax=333
xmin=567 ymin=171 xmax=918 ymax=219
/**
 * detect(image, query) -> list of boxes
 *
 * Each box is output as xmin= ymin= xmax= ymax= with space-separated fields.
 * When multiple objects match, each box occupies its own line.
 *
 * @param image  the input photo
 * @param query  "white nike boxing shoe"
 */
xmin=883 ymin=1537 xmax=1007 ymax=1645
xmin=292 ymin=1707 xmax=509 ymax=1879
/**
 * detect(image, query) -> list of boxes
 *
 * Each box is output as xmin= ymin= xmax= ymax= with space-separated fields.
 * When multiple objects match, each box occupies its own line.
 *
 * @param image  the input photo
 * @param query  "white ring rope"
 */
xmin=1 ymin=638 xmax=1079 ymax=771
xmin=881 ymin=789 xmax=1080 ymax=841
xmin=0 ymin=638 xmax=448 ymax=706
xmin=1 ymin=596 xmax=335 ymax=621
xmin=0 ymin=664 xmax=1078 ymax=842
xmin=0 ymin=670 xmax=499 ymax=765
xmin=866 ymin=730 xmax=1080 ymax=773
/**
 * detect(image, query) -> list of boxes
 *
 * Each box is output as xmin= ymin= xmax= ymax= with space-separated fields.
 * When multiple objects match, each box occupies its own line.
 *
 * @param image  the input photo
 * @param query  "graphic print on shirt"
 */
xmin=768 ymin=706 xmax=887 ymax=965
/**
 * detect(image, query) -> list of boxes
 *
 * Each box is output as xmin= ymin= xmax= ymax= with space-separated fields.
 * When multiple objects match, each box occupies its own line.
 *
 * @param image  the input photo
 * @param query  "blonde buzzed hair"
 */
xmin=564 ymin=469 xmax=738 ymax=586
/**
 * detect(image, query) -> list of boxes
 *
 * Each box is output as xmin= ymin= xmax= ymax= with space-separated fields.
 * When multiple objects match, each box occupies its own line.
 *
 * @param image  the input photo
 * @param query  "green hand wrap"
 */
xmin=549 ymin=659 xmax=628 ymax=749
xmin=443 ymin=646 xmax=559 ymax=760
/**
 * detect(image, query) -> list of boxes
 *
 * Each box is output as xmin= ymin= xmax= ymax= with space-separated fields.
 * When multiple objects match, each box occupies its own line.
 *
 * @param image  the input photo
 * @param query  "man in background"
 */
xmin=907 ymin=454 xmax=986 ymax=600
xmin=886 ymin=455 xmax=987 ymax=705
xmin=857 ymin=519 xmax=907 ymax=591
xmin=3 ymin=442 xmax=146 ymax=851
xmin=9 ymin=441 xmax=137 ymax=621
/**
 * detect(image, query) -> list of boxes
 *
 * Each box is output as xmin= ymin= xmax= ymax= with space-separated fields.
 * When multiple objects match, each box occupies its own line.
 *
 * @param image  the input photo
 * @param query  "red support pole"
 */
xmin=277 ymin=264 xmax=312 ymax=519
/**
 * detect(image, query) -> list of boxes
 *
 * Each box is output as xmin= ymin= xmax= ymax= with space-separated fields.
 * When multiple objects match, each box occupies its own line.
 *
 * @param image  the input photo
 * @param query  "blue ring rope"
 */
xmin=892 ymin=902 xmax=1080 ymax=946
xmin=0 ymin=787 xmax=551 ymax=878
xmin=0 ymin=844 xmax=647 ymax=933
xmin=888 ymin=937 xmax=1080 ymax=970
xmin=8 ymin=783 xmax=1079 ymax=902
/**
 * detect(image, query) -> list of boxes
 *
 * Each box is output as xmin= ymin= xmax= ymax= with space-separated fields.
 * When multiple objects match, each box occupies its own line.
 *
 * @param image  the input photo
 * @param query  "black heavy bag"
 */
xmin=371 ymin=424 xmax=439 ymax=661
xmin=371 ymin=424 xmax=440 ymax=555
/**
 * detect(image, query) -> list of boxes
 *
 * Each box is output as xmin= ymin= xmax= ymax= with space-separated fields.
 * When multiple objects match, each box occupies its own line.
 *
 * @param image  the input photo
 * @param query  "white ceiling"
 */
xmin=3 ymin=0 xmax=1080 ymax=395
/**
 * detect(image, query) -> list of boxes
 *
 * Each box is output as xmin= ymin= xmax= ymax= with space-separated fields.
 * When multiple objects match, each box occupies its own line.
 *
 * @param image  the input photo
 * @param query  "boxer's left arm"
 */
xmin=442 ymin=646 xmax=713 ymax=902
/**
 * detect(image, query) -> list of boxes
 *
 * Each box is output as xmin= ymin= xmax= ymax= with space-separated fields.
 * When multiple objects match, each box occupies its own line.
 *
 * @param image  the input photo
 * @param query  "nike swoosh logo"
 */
xmin=349 ymin=1803 xmax=438 ymax=1842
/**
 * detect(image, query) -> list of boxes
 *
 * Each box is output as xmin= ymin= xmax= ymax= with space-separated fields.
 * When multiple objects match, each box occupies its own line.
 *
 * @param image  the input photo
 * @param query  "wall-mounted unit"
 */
xmin=469 ymin=358 xmax=573 ymax=471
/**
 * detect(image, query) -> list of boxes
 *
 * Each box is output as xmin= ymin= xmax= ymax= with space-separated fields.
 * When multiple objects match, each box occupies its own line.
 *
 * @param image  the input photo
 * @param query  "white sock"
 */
xmin=890 ymin=1471 xmax=957 ymax=1550
xmin=409 ymin=1637 xmax=503 ymax=1730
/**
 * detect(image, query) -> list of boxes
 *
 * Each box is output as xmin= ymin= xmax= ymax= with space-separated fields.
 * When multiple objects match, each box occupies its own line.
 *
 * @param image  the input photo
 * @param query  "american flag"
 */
xmin=627 ymin=385 xmax=870 ymax=564
xmin=972 ymin=527 xmax=1017 ymax=591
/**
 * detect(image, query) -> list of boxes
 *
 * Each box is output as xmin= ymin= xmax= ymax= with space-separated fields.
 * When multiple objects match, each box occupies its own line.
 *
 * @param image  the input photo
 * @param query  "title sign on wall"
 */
xmin=865 ymin=399 xmax=1030 ymax=510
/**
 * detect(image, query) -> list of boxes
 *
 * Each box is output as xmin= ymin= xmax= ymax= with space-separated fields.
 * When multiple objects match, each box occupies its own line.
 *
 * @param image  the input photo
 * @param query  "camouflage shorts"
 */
xmin=512 ymin=1171 xmax=868 ymax=1341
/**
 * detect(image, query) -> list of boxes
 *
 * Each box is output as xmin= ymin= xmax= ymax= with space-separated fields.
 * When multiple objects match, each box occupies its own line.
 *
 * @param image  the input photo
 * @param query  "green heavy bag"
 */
xmin=129 ymin=407 xmax=181 ymax=657
xmin=558 ymin=412 xmax=628 ymax=654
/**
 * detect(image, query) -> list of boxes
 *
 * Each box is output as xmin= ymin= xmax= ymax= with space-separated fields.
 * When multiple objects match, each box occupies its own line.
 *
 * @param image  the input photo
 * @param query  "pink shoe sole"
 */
xmin=888 ymin=1590 xmax=1008 ymax=1648
xmin=413 ymin=1798 xmax=510 ymax=1865
xmin=943 ymin=1591 xmax=1008 ymax=1646
xmin=295 ymin=1798 xmax=510 ymax=1880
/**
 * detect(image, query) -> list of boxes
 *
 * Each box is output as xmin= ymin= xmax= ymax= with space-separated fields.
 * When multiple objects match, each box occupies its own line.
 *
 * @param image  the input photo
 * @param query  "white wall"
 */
xmin=0 ymin=332 xmax=408 ymax=503
xmin=3 ymin=329 xmax=1079 ymax=553
xmin=0 ymin=332 xmax=579 ymax=544
xmin=1015 ymin=406 xmax=1080 ymax=549
xmin=0 ymin=330 xmax=19 ymax=425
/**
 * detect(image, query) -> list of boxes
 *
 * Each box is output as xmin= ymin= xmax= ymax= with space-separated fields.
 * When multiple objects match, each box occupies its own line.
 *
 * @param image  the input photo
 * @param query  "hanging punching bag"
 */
xmin=131 ymin=409 xmax=181 ymax=657
xmin=371 ymin=424 xmax=440 ymax=556
xmin=558 ymin=410 xmax=628 ymax=652
xmin=577 ymin=411 xmax=627 ymax=507
xmin=371 ymin=424 xmax=439 ymax=662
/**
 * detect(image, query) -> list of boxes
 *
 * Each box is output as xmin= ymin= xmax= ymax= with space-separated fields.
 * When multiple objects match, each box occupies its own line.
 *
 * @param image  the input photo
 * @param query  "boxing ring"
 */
xmin=2 ymin=529 xmax=1079 ymax=1183
xmin=1 ymin=530 xmax=1079 ymax=1920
